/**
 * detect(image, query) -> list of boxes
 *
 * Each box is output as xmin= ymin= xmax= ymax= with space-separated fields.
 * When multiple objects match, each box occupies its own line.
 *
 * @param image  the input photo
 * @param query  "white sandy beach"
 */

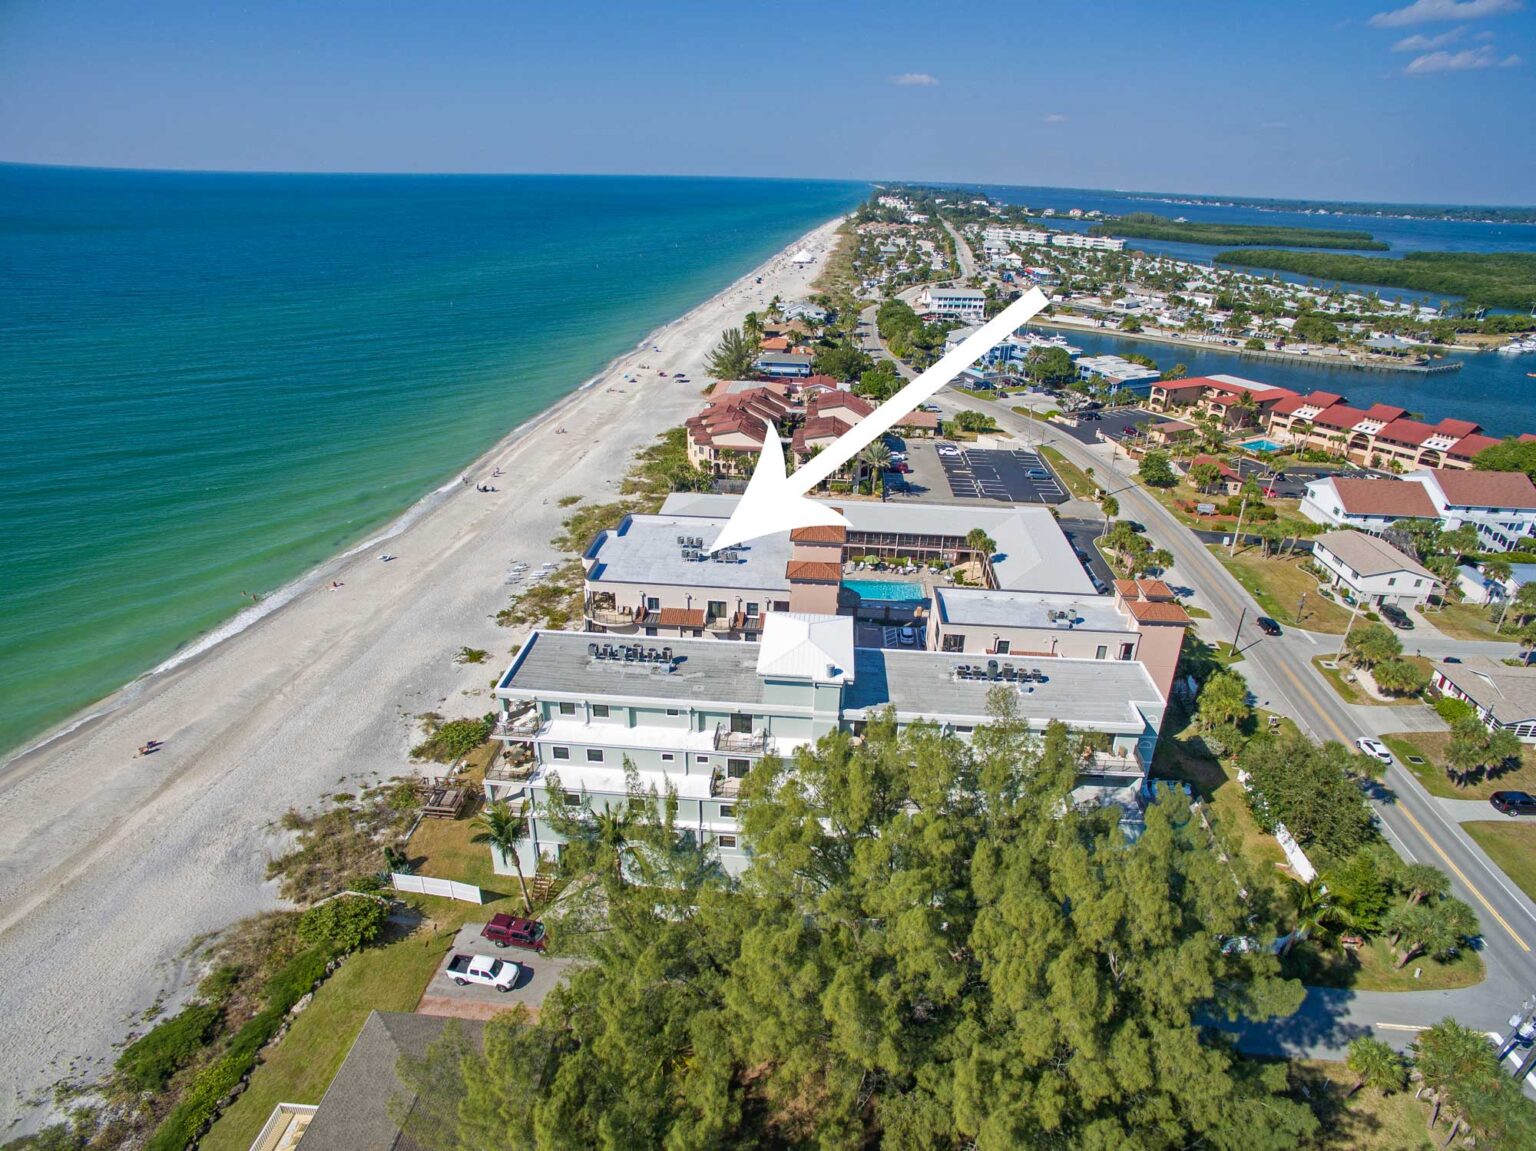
xmin=0 ymin=217 xmax=843 ymax=1128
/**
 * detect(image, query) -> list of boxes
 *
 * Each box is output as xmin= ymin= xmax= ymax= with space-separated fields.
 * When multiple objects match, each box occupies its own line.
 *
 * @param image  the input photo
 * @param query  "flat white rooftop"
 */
xmin=934 ymin=587 xmax=1130 ymax=633
xmin=658 ymin=494 xmax=1098 ymax=596
xmin=586 ymin=514 xmax=791 ymax=591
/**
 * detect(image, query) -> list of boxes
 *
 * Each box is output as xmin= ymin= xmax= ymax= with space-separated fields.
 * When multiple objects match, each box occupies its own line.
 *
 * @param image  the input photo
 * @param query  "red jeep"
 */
xmin=480 ymin=913 xmax=547 ymax=952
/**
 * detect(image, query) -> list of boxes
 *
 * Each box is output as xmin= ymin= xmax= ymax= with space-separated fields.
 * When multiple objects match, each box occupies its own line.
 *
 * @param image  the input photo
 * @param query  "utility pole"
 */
xmin=1338 ymin=597 xmax=1362 ymax=656
xmin=1228 ymin=494 xmax=1248 ymax=557
xmin=1296 ymin=591 xmax=1307 ymax=627
xmin=1230 ymin=606 xmax=1247 ymax=659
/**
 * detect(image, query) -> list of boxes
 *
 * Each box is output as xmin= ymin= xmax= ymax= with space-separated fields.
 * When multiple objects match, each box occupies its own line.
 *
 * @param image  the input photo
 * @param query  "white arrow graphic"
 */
xmin=709 ymin=286 xmax=1049 ymax=552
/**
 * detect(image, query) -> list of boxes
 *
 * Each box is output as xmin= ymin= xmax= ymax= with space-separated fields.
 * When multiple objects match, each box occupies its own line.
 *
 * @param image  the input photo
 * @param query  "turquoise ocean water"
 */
xmin=0 ymin=166 xmax=865 ymax=756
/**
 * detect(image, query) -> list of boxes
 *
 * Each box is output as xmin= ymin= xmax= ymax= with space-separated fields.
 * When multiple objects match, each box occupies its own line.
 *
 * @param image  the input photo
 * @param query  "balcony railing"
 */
xmin=711 ymin=770 xmax=744 ymax=798
xmin=495 ymin=707 xmax=542 ymax=739
xmin=1081 ymin=747 xmax=1146 ymax=777
xmin=714 ymin=724 xmax=769 ymax=753
xmin=587 ymin=603 xmax=647 ymax=628
xmin=705 ymin=613 xmax=736 ymax=633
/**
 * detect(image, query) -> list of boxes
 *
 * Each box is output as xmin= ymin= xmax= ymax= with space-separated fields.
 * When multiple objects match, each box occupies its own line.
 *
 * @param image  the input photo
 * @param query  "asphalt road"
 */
xmin=967 ymin=397 xmax=1536 ymax=1057
xmin=872 ymin=229 xmax=1536 ymax=1059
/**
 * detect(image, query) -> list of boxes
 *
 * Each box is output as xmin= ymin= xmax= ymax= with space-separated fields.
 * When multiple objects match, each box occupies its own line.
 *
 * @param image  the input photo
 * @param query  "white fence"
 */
xmin=391 ymin=873 xmax=484 ymax=904
xmin=1272 ymin=823 xmax=1318 ymax=883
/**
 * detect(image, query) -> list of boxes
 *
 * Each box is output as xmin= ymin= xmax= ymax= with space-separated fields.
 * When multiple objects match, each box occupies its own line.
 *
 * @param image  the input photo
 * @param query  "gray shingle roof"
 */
xmin=299 ymin=1012 xmax=485 ymax=1151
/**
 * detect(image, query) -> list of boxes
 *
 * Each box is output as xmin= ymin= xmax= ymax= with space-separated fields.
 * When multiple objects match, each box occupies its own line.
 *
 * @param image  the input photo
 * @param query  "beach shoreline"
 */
xmin=0 ymin=215 xmax=844 ymax=1128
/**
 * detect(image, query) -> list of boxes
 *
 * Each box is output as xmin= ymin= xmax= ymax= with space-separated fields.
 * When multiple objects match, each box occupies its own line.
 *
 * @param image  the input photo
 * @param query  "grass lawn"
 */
xmin=1152 ymin=720 xmax=1285 ymax=877
xmin=1464 ymin=820 xmax=1536 ymax=903
xmin=202 ymin=775 xmax=521 ymax=1151
xmin=1282 ymin=935 xmax=1483 ymax=994
xmin=1289 ymin=1060 xmax=1434 ymax=1150
xmin=1381 ymin=730 xmax=1536 ymax=801
xmin=1039 ymin=445 xmax=1097 ymax=498
xmin=1212 ymin=546 xmax=1353 ymax=634
xmin=1310 ymin=656 xmax=1418 ymax=707
xmin=1425 ymin=601 xmax=1508 ymax=642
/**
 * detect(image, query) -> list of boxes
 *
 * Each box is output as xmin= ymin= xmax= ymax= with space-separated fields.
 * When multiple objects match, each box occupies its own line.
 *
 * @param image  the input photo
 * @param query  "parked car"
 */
xmin=481 ymin=914 xmax=547 ymax=952
xmin=890 ymin=462 xmax=912 ymax=474
xmin=937 ymin=445 xmax=961 ymax=457
xmin=1255 ymin=617 xmax=1282 ymax=637
xmin=1355 ymin=737 xmax=1394 ymax=765
xmin=1490 ymin=791 xmax=1536 ymax=816
xmin=1025 ymin=468 xmax=1050 ymax=480
xmin=897 ymin=626 xmax=917 ymax=646
xmin=1379 ymin=603 xmax=1414 ymax=630
xmin=1080 ymin=412 xmax=1101 ymax=422
xmin=446 ymin=954 xmax=522 ymax=991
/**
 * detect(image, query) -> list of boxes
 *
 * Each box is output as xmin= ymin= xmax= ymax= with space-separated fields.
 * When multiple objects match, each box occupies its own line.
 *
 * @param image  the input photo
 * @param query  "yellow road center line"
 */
xmin=1396 ymin=804 xmax=1530 ymax=952
xmin=1268 ymin=623 xmax=1531 ymax=952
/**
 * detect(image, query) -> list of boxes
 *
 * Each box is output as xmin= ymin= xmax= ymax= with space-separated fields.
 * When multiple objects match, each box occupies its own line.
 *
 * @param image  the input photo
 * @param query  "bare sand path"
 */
xmin=0 ymin=217 xmax=842 ymax=1128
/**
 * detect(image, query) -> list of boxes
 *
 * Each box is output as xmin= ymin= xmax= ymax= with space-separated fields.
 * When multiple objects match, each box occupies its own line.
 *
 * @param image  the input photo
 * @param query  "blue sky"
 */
xmin=1 ymin=0 xmax=1532 ymax=203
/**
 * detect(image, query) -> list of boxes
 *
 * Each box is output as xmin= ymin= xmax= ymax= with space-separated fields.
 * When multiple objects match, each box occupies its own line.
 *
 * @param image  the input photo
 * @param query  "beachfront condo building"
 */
xmin=486 ymin=611 xmax=1168 ymax=878
xmin=1049 ymin=232 xmax=1127 ymax=251
xmin=916 ymin=286 xmax=987 ymax=321
xmin=1300 ymin=469 xmax=1536 ymax=553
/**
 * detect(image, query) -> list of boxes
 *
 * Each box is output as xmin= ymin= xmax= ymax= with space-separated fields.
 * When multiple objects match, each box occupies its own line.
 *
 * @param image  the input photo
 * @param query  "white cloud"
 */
xmin=1392 ymin=26 xmax=1465 ymax=48
xmin=1042 ymin=113 xmax=1068 ymax=123
xmin=1370 ymin=0 xmax=1521 ymax=27
xmin=891 ymin=72 xmax=938 ymax=87
xmin=1405 ymin=43 xmax=1523 ymax=70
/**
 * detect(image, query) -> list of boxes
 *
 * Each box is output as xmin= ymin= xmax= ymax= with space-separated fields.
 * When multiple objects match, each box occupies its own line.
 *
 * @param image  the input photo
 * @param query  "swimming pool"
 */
xmin=843 ymin=578 xmax=928 ymax=602
xmin=1242 ymin=438 xmax=1283 ymax=453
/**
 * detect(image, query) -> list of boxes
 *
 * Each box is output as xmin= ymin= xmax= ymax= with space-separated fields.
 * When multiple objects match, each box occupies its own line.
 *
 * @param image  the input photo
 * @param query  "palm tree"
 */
xmin=860 ymin=442 xmax=892 ymax=484
xmin=705 ymin=327 xmax=757 ymax=381
xmin=965 ymin=527 xmax=997 ymax=559
xmin=1403 ymin=863 xmax=1451 ymax=906
xmin=471 ymin=801 xmax=532 ymax=913
xmin=742 ymin=311 xmax=764 ymax=345
xmin=591 ymin=806 xmax=637 ymax=890
xmin=1345 ymin=1036 xmax=1407 ymax=1098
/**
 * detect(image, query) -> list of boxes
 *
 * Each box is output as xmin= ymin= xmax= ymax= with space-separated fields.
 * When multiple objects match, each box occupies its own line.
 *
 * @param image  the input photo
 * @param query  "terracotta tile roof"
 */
xmin=1376 ymin=418 xmax=1436 ymax=446
xmin=1135 ymin=578 xmax=1174 ymax=601
xmin=1123 ymin=598 xmax=1192 ymax=624
xmin=1435 ymin=417 xmax=1482 ymax=438
xmin=1312 ymin=405 xmax=1369 ymax=431
xmin=1152 ymin=419 xmax=1195 ymax=433
xmin=1361 ymin=403 xmax=1407 ymax=422
xmin=894 ymin=410 xmax=940 ymax=429
xmin=1446 ymin=434 xmax=1500 ymax=462
xmin=1325 ymin=478 xmax=1437 ymax=518
xmin=1191 ymin=453 xmax=1240 ymax=479
xmin=1427 ymin=468 xmax=1536 ymax=509
xmin=657 ymin=608 xmax=705 ymax=628
xmin=1113 ymin=579 xmax=1138 ymax=598
xmin=790 ymin=525 xmax=847 ymax=543
xmin=1304 ymin=391 xmax=1344 ymax=406
xmin=785 ymin=560 xmax=842 ymax=582
xmin=759 ymin=336 xmax=791 ymax=351
xmin=808 ymin=391 xmax=874 ymax=419
xmin=791 ymin=415 xmax=853 ymax=453
xmin=1269 ymin=395 xmax=1313 ymax=416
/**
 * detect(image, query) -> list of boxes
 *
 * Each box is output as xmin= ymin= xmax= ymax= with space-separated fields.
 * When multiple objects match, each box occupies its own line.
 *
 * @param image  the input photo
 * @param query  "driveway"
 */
xmin=416 ymin=923 xmax=583 ymax=1021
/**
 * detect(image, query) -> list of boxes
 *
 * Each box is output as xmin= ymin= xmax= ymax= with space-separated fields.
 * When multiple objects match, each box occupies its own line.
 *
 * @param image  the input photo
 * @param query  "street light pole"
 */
xmin=1296 ymin=592 xmax=1308 ymax=627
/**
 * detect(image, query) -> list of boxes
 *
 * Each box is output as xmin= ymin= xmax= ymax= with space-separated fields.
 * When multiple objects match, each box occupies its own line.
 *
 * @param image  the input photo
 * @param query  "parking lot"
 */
xmin=416 ymin=922 xmax=582 ymax=1021
xmin=1053 ymin=408 xmax=1155 ymax=446
xmin=937 ymin=446 xmax=1067 ymax=504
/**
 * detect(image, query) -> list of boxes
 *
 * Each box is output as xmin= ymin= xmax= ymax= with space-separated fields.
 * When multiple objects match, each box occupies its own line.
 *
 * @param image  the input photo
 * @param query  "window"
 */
xmin=994 ymin=639 xmax=1011 ymax=654
xmin=745 ymin=602 xmax=760 ymax=617
xmin=1118 ymin=642 xmax=1134 ymax=661
xmin=1387 ymin=577 xmax=1397 ymax=587
xmin=644 ymin=627 xmax=657 ymax=637
xmin=591 ymin=704 xmax=609 ymax=718
xmin=586 ymin=749 xmax=604 ymax=763
xmin=715 ymin=834 xmax=737 ymax=849
xmin=552 ymin=746 xmax=570 ymax=760
xmin=1095 ymin=645 xmax=1108 ymax=660
xmin=666 ymin=708 xmax=681 ymax=716
xmin=773 ymin=600 xmax=789 ymax=612
xmin=697 ymin=755 xmax=710 ymax=765
xmin=942 ymin=633 xmax=965 ymax=653
xmin=661 ymin=752 xmax=675 ymax=762
xmin=728 ymin=758 xmax=750 ymax=778
xmin=730 ymin=713 xmax=752 ymax=734
xmin=563 ymin=792 xmax=582 ymax=807
xmin=719 ymin=804 xmax=736 ymax=818
xmin=645 ymin=596 xmax=660 ymax=610
xmin=559 ymin=701 xmax=576 ymax=716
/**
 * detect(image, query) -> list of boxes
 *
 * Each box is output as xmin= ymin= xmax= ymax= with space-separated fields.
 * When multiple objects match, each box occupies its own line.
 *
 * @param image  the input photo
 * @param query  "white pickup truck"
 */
xmin=446 ymin=953 xmax=522 ymax=992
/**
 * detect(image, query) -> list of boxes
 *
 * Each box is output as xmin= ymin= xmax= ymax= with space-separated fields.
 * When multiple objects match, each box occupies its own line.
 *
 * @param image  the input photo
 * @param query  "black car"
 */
xmin=1255 ymin=617 xmax=1282 ymax=637
xmin=1491 ymin=791 xmax=1536 ymax=816
xmin=1379 ymin=603 xmax=1414 ymax=630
